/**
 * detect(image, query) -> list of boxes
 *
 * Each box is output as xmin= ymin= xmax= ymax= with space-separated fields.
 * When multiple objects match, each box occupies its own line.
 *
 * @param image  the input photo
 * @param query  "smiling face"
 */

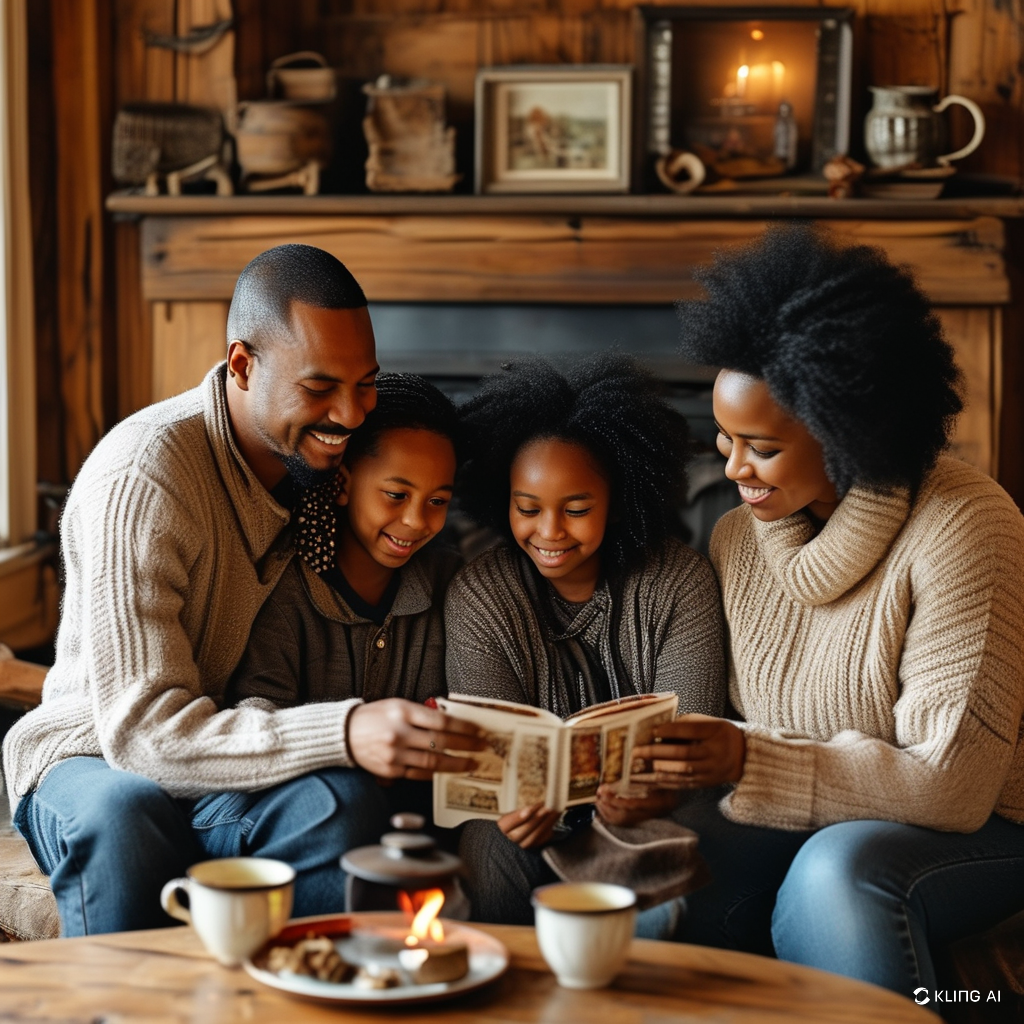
xmin=336 ymin=427 xmax=456 ymax=595
xmin=227 ymin=300 xmax=380 ymax=491
xmin=713 ymin=370 xmax=838 ymax=523
xmin=509 ymin=437 xmax=611 ymax=603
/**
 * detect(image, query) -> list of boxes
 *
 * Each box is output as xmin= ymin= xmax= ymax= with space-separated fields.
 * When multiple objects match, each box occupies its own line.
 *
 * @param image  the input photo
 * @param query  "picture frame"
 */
xmin=634 ymin=7 xmax=853 ymax=191
xmin=475 ymin=65 xmax=632 ymax=194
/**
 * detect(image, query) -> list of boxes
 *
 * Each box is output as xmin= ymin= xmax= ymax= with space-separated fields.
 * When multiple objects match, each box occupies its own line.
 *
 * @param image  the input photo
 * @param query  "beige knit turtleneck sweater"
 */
xmin=710 ymin=456 xmax=1024 ymax=833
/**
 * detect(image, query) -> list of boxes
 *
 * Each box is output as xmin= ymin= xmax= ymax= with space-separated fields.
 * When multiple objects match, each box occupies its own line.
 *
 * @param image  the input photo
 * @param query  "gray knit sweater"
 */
xmin=712 ymin=456 xmax=1024 ymax=832
xmin=226 ymin=546 xmax=460 ymax=713
xmin=444 ymin=538 xmax=725 ymax=718
xmin=3 ymin=364 xmax=364 ymax=810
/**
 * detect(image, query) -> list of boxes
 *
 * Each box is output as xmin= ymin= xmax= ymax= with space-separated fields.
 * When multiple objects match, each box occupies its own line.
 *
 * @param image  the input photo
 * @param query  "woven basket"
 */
xmin=112 ymin=103 xmax=223 ymax=184
xmin=266 ymin=51 xmax=336 ymax=103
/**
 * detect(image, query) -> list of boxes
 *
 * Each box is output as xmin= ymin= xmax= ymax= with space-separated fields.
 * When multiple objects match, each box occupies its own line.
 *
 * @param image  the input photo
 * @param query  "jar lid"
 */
xmin=340 ymin=813 xmax=462 ymax=887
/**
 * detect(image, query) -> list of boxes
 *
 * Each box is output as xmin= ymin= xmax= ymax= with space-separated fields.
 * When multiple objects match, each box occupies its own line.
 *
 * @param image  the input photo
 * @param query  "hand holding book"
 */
xmin=630 ymin=714 xmax=747 ymax=788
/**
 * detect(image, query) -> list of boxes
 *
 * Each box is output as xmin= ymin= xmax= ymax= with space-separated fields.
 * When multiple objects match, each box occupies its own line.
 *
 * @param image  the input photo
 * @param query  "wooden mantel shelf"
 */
xmin=106 ymin=190 xmax=1024 ymax=221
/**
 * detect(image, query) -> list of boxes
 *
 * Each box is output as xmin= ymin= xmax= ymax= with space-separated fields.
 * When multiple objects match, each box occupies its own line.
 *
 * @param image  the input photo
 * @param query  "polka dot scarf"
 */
xmin=294 ymin=473 xmax=343 ymax=575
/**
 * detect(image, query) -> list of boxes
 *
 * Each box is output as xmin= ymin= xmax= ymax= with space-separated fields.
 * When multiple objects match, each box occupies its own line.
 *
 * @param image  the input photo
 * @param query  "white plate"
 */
xmin=244 ymin=912 xmax=509 ymax=1006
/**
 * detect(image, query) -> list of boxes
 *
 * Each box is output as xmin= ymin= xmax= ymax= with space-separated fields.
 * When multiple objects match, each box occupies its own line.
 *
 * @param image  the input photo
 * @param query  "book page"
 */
xmin=434 ymin=697 xmax=562 ymax=827
xmin=565 ymin=692 xmax=679 ymax=803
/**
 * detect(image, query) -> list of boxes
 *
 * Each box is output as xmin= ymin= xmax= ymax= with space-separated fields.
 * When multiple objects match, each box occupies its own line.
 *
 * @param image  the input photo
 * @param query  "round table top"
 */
xmin=0 ymin=920 xmax=939 ymax=1023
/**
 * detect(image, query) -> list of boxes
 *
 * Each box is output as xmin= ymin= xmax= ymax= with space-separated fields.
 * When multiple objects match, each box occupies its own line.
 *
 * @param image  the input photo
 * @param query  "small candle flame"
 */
xmin=398 ymin=888 xmax=446 ymax=945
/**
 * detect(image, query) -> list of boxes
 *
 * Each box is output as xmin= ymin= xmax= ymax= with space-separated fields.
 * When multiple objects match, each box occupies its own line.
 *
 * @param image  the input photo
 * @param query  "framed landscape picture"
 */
xmin=475 ymin=65 xmax=632 ymax=194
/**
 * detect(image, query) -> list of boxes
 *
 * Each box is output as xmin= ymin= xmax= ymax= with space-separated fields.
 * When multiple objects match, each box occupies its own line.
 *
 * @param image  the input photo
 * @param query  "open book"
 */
xmin=432 ymin=691 xmax=678 ymax=828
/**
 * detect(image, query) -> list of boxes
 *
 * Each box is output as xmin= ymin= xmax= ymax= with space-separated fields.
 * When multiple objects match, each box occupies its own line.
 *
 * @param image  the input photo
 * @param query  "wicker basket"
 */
xmin=266 ymin=51 xmax=336 ymax=103
xmin=112 ymin=103 xmax=223 ymax=184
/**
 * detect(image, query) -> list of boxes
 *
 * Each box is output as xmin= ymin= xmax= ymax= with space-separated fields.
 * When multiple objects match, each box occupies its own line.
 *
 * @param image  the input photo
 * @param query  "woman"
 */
xmin=446 ymin=354 xmax=725 ymax=929
xmin=653 ymin=225 xmax=1024 ymax=1001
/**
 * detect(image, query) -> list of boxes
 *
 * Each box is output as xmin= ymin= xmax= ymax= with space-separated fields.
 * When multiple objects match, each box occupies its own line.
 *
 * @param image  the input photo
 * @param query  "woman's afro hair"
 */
xmin=457 ymin=354 xmax=692 ymax=574
xmin=344 ymin=372 xmax=461 ymax=466
xmin=676 ymin=225 xmax=963 ymax=495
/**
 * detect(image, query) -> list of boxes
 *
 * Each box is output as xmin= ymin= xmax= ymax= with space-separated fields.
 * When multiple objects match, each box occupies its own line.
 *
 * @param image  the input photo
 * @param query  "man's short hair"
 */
xmin=226 ymin=244 xmax=367 ymax=356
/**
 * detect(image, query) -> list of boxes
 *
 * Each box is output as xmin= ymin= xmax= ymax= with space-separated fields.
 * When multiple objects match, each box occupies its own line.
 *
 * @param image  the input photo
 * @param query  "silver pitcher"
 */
xmin=864 ymin=86 xmax=985 ymax=170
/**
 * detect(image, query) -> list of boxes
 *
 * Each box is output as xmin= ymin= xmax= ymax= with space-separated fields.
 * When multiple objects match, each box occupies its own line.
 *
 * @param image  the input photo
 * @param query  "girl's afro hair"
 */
xmin=344 ymin=371 xmax=461 ymax=466
xmin=676 ymin=225 xmax=963 ymax=495
xmin=457 ymin=353 xmax=692 ymax=574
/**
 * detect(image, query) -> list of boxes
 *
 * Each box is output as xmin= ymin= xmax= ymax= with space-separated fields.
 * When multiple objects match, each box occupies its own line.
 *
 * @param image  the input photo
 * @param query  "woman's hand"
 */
xmin=595 ymin=785 xmax=678 ymax=827
xmin=631 ymin=714 xmax=746 ymax=789
xmin=497 ymin=803 xmax=561 ymax=849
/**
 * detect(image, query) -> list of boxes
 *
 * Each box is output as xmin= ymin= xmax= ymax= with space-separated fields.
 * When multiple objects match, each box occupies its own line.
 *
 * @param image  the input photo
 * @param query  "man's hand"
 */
xmin=347 ymin=699 xmax=485 ymax=780
xmin=497 ymin=803 xmax=561 ymax=849
xmin=631 ymin=714 xmax=746 ymax=789
xmin=595 ymin=785 xmax=678 ymax=827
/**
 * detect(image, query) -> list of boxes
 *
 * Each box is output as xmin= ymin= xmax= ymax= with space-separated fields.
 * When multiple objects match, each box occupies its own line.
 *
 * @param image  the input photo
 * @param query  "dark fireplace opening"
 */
xmin=368 ymin=302 xmax=739 ymax=555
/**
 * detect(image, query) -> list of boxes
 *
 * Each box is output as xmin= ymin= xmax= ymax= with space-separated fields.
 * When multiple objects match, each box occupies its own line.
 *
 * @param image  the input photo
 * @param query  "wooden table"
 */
xmin=0 ymin=923 xmax=939 ymax=1023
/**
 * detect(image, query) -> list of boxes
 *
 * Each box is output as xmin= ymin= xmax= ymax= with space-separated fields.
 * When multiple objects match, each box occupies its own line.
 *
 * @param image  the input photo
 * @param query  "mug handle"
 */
xmin=160 ymin=878 xmax=192 ymax=925
xmin=933 ymin=95 xmax=986 ymax=165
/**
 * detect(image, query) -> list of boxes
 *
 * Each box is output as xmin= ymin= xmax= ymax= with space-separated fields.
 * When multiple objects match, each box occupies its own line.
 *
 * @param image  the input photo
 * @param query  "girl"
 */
xmin=446 ymin=354 xmax=725 ymax=927
xmin=656 ymin=225 xmax=1024 ymax=1003
xmin=229 ymin=371 xmax=463 ymax=736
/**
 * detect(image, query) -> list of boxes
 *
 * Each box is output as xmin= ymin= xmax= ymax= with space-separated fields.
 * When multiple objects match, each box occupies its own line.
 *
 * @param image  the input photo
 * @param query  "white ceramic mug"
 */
xmin=160 ymin=857 xmax=295 ymax=966
xmin=532 ymin=881 xmax=637 ymax=989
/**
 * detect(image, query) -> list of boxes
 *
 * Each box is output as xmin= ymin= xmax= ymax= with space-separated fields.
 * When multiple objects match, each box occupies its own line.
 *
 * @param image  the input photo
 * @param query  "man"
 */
xmin=3 ymin=244 xmax=481 ymax=936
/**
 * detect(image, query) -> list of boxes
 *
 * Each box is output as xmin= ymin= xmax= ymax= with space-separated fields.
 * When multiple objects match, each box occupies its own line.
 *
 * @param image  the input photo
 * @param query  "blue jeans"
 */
xmin=674 ymin=791 xmax=1024 ymax=1002
xmin=14 ymin=756 xmax=416 ymax=936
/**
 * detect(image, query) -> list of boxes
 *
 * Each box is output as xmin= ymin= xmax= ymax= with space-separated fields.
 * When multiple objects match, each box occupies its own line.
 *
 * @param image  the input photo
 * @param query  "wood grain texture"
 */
xmin=937 ymin=306 xmax=998 ymax=474
xmin=138 ymin=214 xmax=1009 ymax=305
xmin=175 ymin=0 xmax=237 ymax=131
xmin=113 ymin=0 xmax=176 ymax=105
xmin=27 ymin=0 xmax=64 ymax=487
xmin=0 ymin=657 xmax=47 ymax=711
xmin=150 ymin=301 xmax=228 ymax=402
xmin=0 ymin=922 xmax=940 ymax=1023
xmin=104 ymin=192 xmax=1024 ymax=218
xmin=51 ymin=0 xmax=113 ymax=478
xmin=115 ymin=221 xmax=153 ymax=420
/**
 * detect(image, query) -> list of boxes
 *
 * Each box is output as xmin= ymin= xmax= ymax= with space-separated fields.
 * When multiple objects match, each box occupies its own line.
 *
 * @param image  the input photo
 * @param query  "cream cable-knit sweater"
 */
xmin=710 ymin=456 xmax=1024 ymax=833
xmin=3 ymin=364 xmax=361 ymax=813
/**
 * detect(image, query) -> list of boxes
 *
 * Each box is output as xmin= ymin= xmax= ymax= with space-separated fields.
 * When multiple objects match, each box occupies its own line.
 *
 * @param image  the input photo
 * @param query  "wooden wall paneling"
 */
xmin=947 ymin=0 xmax=1024 ymax=185
xmin=113 ymin=0 xmax=177 ymax=104
xmin=52 ymin=0 xmax=115 ymax=478
xmin=377 ymin=19 xmax=481 ymax=108
xmin=936 ymin=306 xmax=997 ymax=475
xmin=175 ymin=0 xmax=237 ymax=131
xmin=862 ymin=9 xmax=948 ymax=94
xmin=483 ymin=16 xmax=587 ymax=67
xmin=27 ymin=0 xmax=64 ymax=487
xmin=232 ymin=0 xmax=304 ymax=100
xmin=139 ymin=214 xmax=1009 ymax=306
xmin=999 ymin=218 xmax=1024 ymax=507
xmin=150 ymin=301 xmax=229 ymax=402
xmin=115 ymin=221 xmax=152 ymax=420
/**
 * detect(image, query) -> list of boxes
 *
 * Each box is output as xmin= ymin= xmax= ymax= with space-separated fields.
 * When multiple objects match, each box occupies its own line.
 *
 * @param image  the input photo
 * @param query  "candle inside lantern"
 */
xmin=735 ymin=64 xmax=749 ymax=98
xmin=397 ymin=888 xmax=470 ymax=984
xmin=772 ymin=61 xmax=786 ymax=104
